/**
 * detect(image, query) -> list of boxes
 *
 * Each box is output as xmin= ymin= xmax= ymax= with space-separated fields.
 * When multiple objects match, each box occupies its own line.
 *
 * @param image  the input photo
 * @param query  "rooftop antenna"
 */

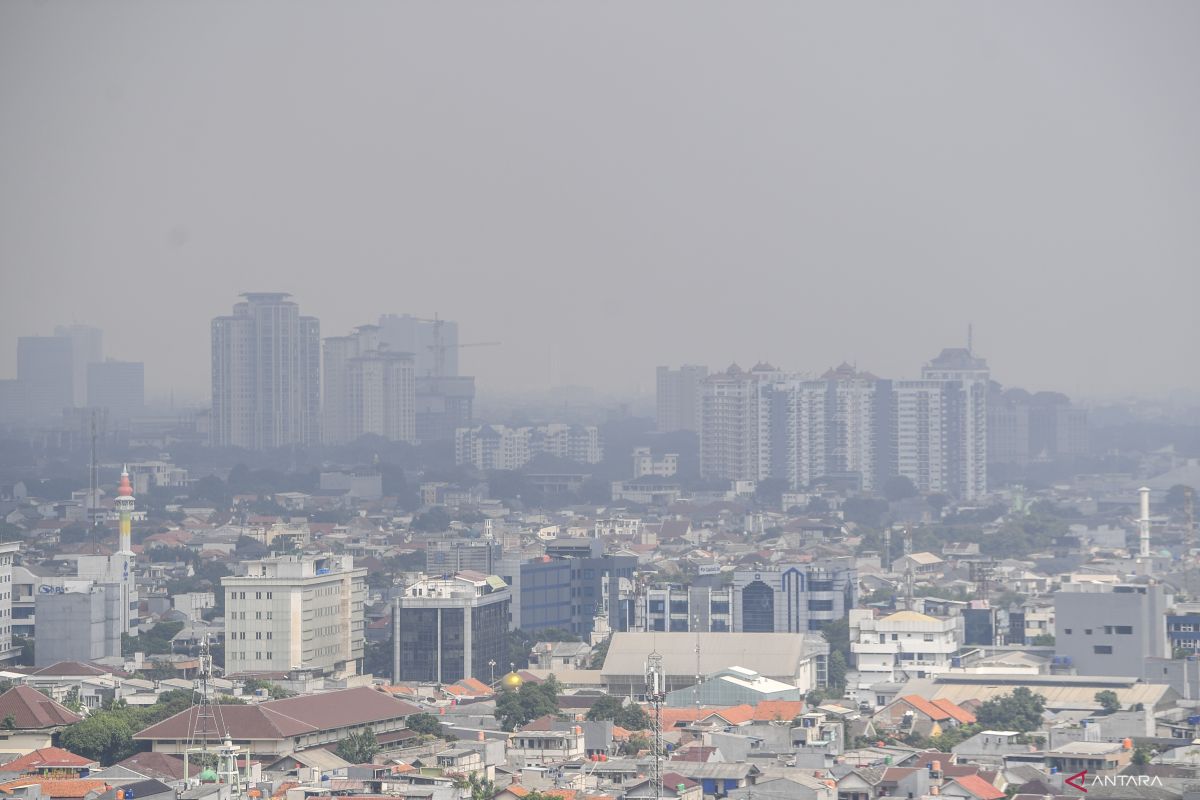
xmin=184 ymin=635 xmax=227 ymax=784
xmin=646 ymin=652 xmax=666 ymax=800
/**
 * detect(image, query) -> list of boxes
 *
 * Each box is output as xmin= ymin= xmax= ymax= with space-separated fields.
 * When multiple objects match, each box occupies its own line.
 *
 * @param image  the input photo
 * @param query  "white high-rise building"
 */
xmin=656 ymin=365 xmax=708 ymax=433
xmin=222 ymin=554 xmax=366 ymax=677
xmin=699 ymin=363 xmax=780 ymax=483
xmin=455 ymin=424 xmax=601 ymax=470
xmin=921 ymin=348 xmax=989 ymax=500
xmin=211 ymin=293 xmax=320 ymax=449
xmin=324 ymin=325 xmax=415 ymax=445
xmin=888 ymin=380 xmax=950 ymax=495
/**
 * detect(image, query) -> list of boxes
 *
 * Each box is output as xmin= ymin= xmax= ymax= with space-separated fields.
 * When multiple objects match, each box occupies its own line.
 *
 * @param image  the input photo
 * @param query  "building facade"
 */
xmin=0 ymin=542 xmax=17 ymax=662
xmin=323 ymin=324 xmax=416 ymax=445
xmin=1055 ymin=582 xmax=1170 ymax=677
xmin=733 ymin=560 xmax=857 ymax=634
xmin=17 ymin=336 xmax=75 ymax=421
xmin=392 ymin=572 xmax=510 ymax=684
xmin=86 ymin=360 xmax=144 ymax=421
xmin=211 ymin=293 xmax=320 ymax=449
xmin=848 ymin=609 xmax=963 ymax=701
xmin=222 ymin=554 xmax=366 ymax=677
xmin=455 ymin=424 xmax=602 ymax=470
xmin=657 ymin=364 xmax=708 ymax=433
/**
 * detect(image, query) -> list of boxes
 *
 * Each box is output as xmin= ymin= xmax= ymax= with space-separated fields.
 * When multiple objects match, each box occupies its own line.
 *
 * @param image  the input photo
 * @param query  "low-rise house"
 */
xmin=941 ymin=774 xmax=1006 ymax=800
xmin=0 ymin=748 xmax=98 ymax=779
xmin=134 ymin=686 xmax=419 ymax=759
xmin=0 ymin=687 xmax=84 ymax=756
xmin=506 ymin=729 xmax=585 ymax=767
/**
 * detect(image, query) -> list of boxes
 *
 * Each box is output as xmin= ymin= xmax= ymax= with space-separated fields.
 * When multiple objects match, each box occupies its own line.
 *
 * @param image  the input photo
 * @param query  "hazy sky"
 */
xmin=2 ymin=2 xmax=1197 ymax=402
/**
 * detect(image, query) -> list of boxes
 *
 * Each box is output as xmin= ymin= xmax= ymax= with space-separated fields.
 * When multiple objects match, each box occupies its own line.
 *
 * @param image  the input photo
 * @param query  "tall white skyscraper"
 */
xmin=921 ymin=348 xmax=989 ymax=500
xmin=323 ymin=324 xmax=416 ymax=445
xmin=211 ymin=293 xmax=320 ymax=449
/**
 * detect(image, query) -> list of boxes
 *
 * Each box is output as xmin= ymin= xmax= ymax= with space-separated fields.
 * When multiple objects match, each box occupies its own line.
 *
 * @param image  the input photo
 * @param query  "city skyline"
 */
xmin=2 ymin=2 xmax=1198 ymax=400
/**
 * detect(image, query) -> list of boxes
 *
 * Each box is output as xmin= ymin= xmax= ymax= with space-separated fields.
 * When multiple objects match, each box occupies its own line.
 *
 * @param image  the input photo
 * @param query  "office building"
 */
xmin=392 ymin=572 xmax=510 ymax=684
xmin=210 ymin=293 xmax=320 ymax=449
xmin=543 ymin=539 xmax=638 ymax=637
xmin=33 ymin=583 xmax=125 ymax=666
xmin=86 ymin=360 xmax=144 ymax=421
xmin=323 ymin=324 xmax=416 ymax=445
xmin=222 ymin=554 xmax=366 ymax=677
xmin=638 ymin=584 xmax=734 ymax=633
xmin=987 ymin=386 xmax=1032 ymax=466
xmin=733 ymin=560 xmax=857 ymax=633
xmin=54 ymin=324 xmax=103 ymax=407
xmin=17 ymin=336 xmax=75 ymax=421
xmin=427 ymin=539 xmax=502 ymax=575
xmin=1055 ymin=581 xmax=1170 ymax=677
xmin=656 ymin=364 xmax=708 ymax=433
xmin=497 ymin=554 xmax=574 ymax=633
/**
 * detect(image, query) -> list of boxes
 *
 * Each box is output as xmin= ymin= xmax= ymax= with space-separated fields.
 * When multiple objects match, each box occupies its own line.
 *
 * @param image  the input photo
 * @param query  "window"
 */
xmin=1085 ymin=629 xmax=1093 ymax=635
xmin=1115 ymin=625 xmax=1133 ymax=635
xmin=1094 ymin=645 xmax=1113 ymax=655
xmin=1064 ymin=628 xmax=1072 ymax=635
xmin=256 ymin=612 xmax=262 ymax=620
xmin=256 ymin=592 xmax=262 ymax=600
xmin=266 ymin=592 xmax=273 ymax=599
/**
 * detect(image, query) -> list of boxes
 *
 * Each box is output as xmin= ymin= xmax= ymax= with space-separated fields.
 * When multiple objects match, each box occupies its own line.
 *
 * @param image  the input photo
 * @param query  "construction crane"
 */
xmin=403 ymin=313 xmax=499 ymax=378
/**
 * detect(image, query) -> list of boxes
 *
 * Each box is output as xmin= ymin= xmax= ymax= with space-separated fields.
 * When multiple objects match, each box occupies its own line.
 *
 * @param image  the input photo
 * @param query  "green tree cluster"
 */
xmin=495 ymin=676 xmax=560 ymax=731
xmin=585 ymin=695 xmax=650 ymax=730
xmin=406 ymin=712 xmax=451 ymax=739
xmin=1095 ymin=690 xmax=1122 ymax=714
xmin=59 ymin=690 xmax=194 ymax=765
xmin=123 ymin=620 xmax=185 ymax=657
xmin=335 ymin=727 xmax=381 ymax=764
xmin=976 ymin=687 xmax=1046 ymax=733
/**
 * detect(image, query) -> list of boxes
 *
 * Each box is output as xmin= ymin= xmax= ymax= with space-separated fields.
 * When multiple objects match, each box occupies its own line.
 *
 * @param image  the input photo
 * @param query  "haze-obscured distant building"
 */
xmin=17 ymin=335 xmax=75 ymax=421
xmin=456 ymin=423 xmax=601 ymax=469
xmin=54 ymin=324 xmax=103 ymax=407
xmin=657 ymin=364 xmax=708 ymax=433
xmin=210 ymin=293 xmax=320 ymax=449
xmin=87 ymin=360 xmax=144 ymax=421
xmin=323 ymin=324 xmax=416 ymax=445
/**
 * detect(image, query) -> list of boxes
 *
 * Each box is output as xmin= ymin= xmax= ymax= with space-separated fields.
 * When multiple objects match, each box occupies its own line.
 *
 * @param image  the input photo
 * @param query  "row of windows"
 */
xmin=230 ymin=591 xmax=274 ymax=600
xmin=231 ymin=611 xmax=273 ymax=620
xmin=1062 ymin=626 xmax=1133 ymax=635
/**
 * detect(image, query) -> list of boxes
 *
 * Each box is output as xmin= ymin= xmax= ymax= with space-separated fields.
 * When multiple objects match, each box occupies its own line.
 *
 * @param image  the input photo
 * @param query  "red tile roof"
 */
xmin=753 ymin=700 xmax=804 ymax=722
xmin=0 ymin=748 xmax=97 ymax=773
xmin=932 ymin=698 xmax=976 ymax=725
xmin=899 ymin=695 xmax=952 ymax=722
xmin=0 ymin=686 xmax=83 ymax=729
xmin=0 ymin=780 xmax=111 ymax=799
xmin=947 ymin=775 xmax=1005 ymax=800
xmin=134 ymin=687 xmax=419 ymax=742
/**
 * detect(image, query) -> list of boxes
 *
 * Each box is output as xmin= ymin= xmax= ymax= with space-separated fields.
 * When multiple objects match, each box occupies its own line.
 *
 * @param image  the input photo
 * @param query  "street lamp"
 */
xmin=488 ymin=659 xmax=496 ymax=686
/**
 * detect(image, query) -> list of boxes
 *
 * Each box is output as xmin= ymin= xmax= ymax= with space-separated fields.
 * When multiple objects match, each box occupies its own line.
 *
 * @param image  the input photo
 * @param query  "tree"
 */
xmin=406 ymin=713 xmax=449 ymax=739
xmin=2 ymin=715 xmax=15 ymax=730
xmin=589 ymin=637 xmax=611 ymax=669
xmin=1031 ymin=634 xmax=1055 ymax=646
xmin=827 ymin=651 xmax=848 ymax=695
xmin=242 ymin=678 xmax=293 ymax=700
xmin=883 ymin=475 xmax=918 ymax=502
xmin=456 ymin=774 xmax=496 ymax=800
xmin=620 ymin=734 xmax=651 ymax=756
xmin=1095 ymin=690 xmax=1121 ymax=715
xmin=976 ymin=687 xmax=1046 ymax=733
xmin=1165 ymin=484 xmax=1195 ymax=511
xmin=495 ymin=677 xmax=560 ymax=731
xmin=1131 ymin=746 xmax=1153 ymax=767
xmin=411 ymin=506 xmax=451 ymax=532
xmin=586 ymin=696 xmax=650 ymax=730
xmin=59 ymin=713 xmax=137 ymax=764
xmin=336 ymin=727 xmax=381 ymax=764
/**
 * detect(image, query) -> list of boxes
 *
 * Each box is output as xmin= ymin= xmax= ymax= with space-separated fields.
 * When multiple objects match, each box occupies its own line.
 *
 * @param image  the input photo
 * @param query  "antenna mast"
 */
xmin=646 ymin=652 xmax=665 ymax=800
xmin=184 ymin=635 xmax=227 ymax=783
